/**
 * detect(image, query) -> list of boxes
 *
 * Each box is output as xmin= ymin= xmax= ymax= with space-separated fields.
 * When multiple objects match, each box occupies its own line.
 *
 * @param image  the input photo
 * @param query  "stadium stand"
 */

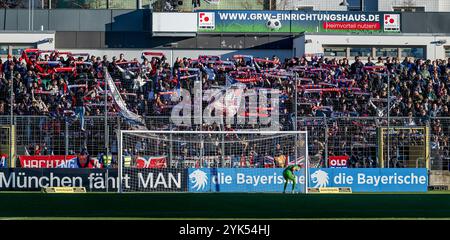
xmin=0 ymin=49 xmax=449 ymax=169
xmin=1 ymin=50 xmax=449 ymax=119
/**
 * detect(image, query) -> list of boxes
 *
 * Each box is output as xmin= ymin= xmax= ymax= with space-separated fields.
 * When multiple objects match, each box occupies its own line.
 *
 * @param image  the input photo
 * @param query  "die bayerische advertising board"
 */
xmin=187 ymin=168 xmax=427 ymax=193
xmin=197 ymin=10 xmax=401 ymax=34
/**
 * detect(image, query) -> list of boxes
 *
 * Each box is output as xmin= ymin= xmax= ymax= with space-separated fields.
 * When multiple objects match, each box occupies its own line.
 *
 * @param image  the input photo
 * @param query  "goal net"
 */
xmin=118 ymin=131 xmax=308 ymax=193
xmin=377 ymin=126 xmax=430 ymax=168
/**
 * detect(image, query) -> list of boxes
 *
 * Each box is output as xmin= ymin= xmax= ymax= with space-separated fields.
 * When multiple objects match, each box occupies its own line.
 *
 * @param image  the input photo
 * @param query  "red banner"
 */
xmin=19 ymin=155 xmax=77 ymax=168
xmin=0 ymin=154 xmax=7 ymax=168
xmin=135 ymin=156 xmax=167 ymax=168
xmin=328 ymin=156 xmax=349 ymax=168
xmin=323 ymin=22 xmax=380 ymax=30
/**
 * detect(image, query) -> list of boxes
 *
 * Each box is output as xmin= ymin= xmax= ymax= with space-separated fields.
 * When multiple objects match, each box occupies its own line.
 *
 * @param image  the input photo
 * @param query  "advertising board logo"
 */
xmin=189 ymin=169 xmax=208 ymax=191
xmin=199 ymin=12 xmax=215 ymax=30
xmin=311 ymin=169 xmax=329 ymax=188
xmin=266 ymin=17 xmax=282 ymax=31
xmin=383 ymin=14 xmax=400 ymax=32
xmin=328 ymin=156 xmax=349 ymax=168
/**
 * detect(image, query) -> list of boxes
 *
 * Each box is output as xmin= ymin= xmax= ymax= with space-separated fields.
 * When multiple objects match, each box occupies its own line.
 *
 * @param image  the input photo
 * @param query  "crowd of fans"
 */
xmin=1 ymin=49 xmax=450 ymax=168
xmin=1 ymin=50 xmax=450 ymax=121
xmin=0 ymin=0 xmax=24 ymax=8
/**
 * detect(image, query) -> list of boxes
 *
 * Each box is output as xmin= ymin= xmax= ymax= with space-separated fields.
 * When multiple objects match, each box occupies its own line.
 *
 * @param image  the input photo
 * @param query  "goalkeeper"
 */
xmin=283 ymin=164 xmax=301 ymax=194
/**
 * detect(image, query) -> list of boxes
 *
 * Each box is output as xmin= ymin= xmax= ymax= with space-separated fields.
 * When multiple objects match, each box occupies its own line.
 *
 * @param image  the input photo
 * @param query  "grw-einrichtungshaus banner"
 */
xmin=197 ymin=10 xmax=401 ymax=34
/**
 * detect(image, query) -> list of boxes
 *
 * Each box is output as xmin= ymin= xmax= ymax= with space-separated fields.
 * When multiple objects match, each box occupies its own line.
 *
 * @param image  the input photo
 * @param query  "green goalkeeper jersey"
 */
xmin=283 ymin=165 xmax=300 ymax=180
xmin=284 ymin=165 xmax=300 ymax=173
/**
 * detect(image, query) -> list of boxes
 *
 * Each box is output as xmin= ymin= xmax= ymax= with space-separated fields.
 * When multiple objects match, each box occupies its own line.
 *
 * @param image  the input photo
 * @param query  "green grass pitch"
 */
xmin=1 ymin=192 xmax=450 ymax=220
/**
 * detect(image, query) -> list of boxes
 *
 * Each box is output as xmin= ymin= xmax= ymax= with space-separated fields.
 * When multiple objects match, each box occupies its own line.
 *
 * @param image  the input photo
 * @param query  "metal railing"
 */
xmin=9 ymin=0 xmax=450 ymax=12
xmin=13 ymin=0 xmax=339 ymax=11
xmin=2 ymin=115 xmax=449 ymax=170
xmin=11 ymin=0 xmax=267 ymax=10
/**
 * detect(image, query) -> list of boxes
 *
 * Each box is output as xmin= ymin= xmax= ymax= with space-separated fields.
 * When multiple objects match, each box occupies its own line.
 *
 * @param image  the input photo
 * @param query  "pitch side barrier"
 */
xmin=0 ymin=168 xmax=427 ymax=193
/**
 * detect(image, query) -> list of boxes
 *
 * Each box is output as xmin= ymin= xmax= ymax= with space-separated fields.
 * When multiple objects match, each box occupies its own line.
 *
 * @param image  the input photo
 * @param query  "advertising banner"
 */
xmin=19 ymin=155 xmax=78 ymax=168
xmin=199 ymin=10 xmax=292 ymax=33
xmin=122 ymin=168 xmax=187 ymax=192
xmin=328 ymin=156 xmax=349 ymax=168
xmin=135 ymin=156 xmax=167 ymax=168
xmin=0 ymin=168 xmax=112 ymax=191
xmin=0 ymin=168 xmax=426 ymax=192
xmin=188 ymin=168 xmax=427 ymax=193
xmin=188 ymin=168 xmax=306 ymax=192
xmin=309 ymin=168 xmax=427 ymax=192
xmin=197 ymin=10 xmax=401 ymax=34
xmin=0 ymin=168 xmax=187 ymax=192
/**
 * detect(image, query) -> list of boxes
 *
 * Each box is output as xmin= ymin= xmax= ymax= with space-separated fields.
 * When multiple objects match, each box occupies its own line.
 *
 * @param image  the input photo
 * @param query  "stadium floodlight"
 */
xmin=35 ymin=38 xmax=54 ymax=45
xmin=117 ymin=130 xmax=309 ymax=194
xmin=340 ymin=0 xmax=365 ymax=11
xmin=431 ymin=40 xmax=447 ymax=46
xmin=339 ymin=0 xmax=349 ymax=7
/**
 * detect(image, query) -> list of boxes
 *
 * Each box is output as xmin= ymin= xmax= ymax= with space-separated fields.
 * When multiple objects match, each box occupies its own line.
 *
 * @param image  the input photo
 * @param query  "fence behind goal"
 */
xmin=118 ymin=131 xmax=308 ymax=193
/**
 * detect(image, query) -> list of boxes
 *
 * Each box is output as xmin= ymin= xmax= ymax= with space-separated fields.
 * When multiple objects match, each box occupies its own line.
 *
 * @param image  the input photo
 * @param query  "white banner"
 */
xmin=105 ymin=70 xmax=146 ymax=127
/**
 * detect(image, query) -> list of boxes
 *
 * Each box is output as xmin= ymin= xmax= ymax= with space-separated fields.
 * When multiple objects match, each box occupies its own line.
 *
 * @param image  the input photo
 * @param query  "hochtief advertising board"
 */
xmin=198 ymin=10 xmax=401 ymax=34
xmin=188 ymin=168 xmax=427 ymax=193
xmin=19 ymin=155 xmax=78 ymax=168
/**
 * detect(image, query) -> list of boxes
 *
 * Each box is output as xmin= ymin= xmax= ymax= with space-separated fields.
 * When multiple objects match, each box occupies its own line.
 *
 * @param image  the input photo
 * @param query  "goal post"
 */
xmin=117 ymin=130 xmax=309 ymax=193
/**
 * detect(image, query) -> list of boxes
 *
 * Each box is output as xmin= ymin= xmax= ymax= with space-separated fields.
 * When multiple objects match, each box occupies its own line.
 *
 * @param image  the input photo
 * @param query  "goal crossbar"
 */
xmin=119 ymin=130 xmax=308 ymax=134
xmin=117 ymin=130 xmax=309 ymax=193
